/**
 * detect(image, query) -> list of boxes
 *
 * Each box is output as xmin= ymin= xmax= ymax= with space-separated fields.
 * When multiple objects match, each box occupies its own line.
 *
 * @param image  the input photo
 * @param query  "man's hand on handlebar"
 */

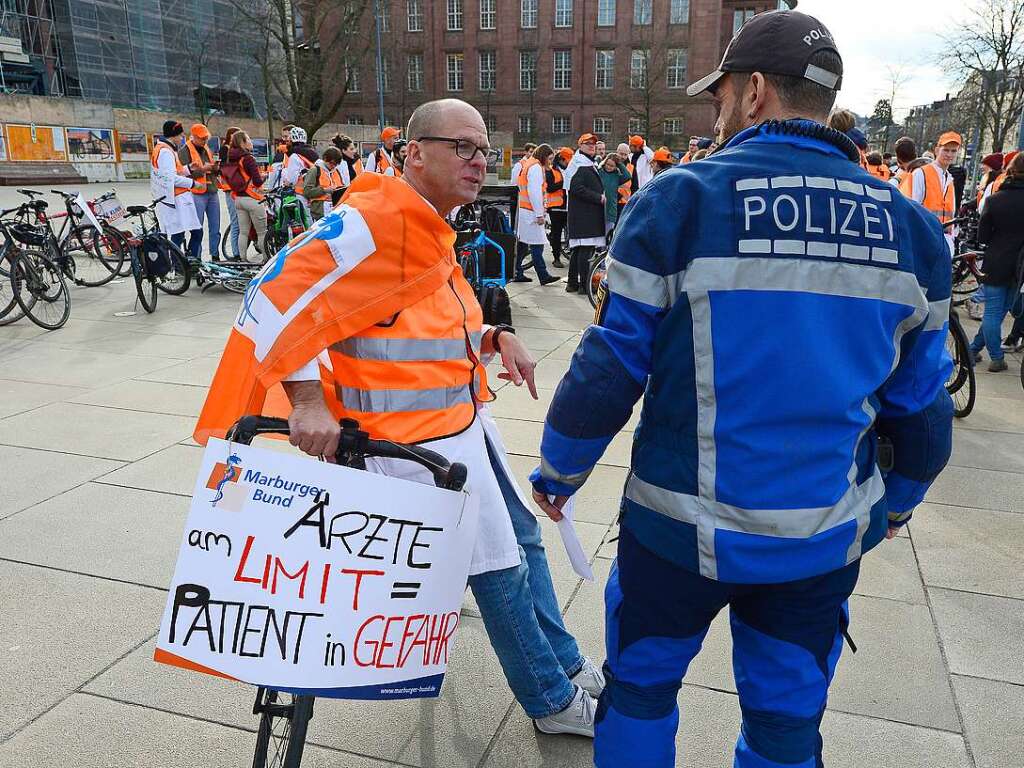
xmin=282 ymin=380 xmax=341 ymax=459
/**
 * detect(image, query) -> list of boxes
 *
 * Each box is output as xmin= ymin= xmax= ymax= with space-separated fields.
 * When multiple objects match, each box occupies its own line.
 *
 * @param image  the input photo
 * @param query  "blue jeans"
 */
xmin=467 ymin=437 xmax=584 ymax=718
xmin=188 ymin=190 xmax=221 ymax=260
xmin=596 ymin=527 xmax=859 ymax=768
xmin=224 ymin=193 xmax=240 ymax=260
xmin=515 ymin=243 xmax=552 ymax=280
xmin=969 ymin=283 xmax=1015 ymax=361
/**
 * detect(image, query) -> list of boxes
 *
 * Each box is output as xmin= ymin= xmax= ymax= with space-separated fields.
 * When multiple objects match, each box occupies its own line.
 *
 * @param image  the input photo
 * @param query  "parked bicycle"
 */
xmin=223 ymin=416 xmax=467 ymax=768
xmin=119 ymin=199 xmax=190 ymax=313
xmin=219 ymin=186 xmax=310 ymax=264
xmin=0 ymin=213 xmax=71 ymax=330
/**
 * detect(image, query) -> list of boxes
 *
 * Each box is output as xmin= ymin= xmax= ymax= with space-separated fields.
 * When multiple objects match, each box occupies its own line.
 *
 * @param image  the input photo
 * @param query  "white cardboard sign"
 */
xmin=155 ymin=438 xmax=478 ymax=700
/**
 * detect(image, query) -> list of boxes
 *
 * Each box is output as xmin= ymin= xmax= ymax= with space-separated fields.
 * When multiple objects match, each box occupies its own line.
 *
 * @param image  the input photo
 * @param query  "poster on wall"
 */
xmin=251 ymin=137 xmax=270 ymax=163
xmin=117 ymin=131 xmax=150 ymax=162
xmin=67 ymin=127 xmax=116 ymax=162
xmin=6 ymin=124 xmax=67 ymax=162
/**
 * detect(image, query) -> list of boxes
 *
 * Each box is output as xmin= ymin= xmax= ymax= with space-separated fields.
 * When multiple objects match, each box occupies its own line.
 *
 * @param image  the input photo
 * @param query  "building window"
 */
xmin=347 ymin=115 xmax=365 ymax=125
xmin=633 ymin=0 xmax=651 ymax=25
xmin=447 ymin=52 xmax=464 ymax=91
xmin=479 ymin=50 xmax=496 ymax=91
xmin=553 ymin=49 xmax=572 ymax=90
xmin=552 ymin=115 xmax=571 ymax=135
xmin=733 ymin=8 xmax=755 ymax=34
xmin=480 ymin=0 xmax=496 ymax=29
xmin=664 ymin=118 xmax=684 ymax=134
xmin=628 ymin=117 xmax=646 ymax=134
xmin=407 ymin=53 xmax=423 ymax=92
xmin=518 ymin=115 xmax=534 ymax=134
xmin=598 ymin=0 xmax=615 ymax=26
xmin=379 ymin=57 xmax=391 ymax=92
xmin=447 ymin=0 xmax=463 ymax=30
xmin=595 ymin=50 xmax=614 ymax=89
xmin=555 ymin=0 xmax=572 ymax=27
xmin=666 ymin=49 xmax=687 ymax=89
xmin=346 ymin=61 xmax=360 ymax=93
xmin=594 ymin=116 xmax=612 ymax=135
xmin=486 ymin=114 xmax=498 ymax=133
xmin=407 ymin=0 xmax=423 ymax=31
xmin=379 ymin=0 xmax=390 ymax=31
xmin=519 ymin=50 xmax=537 ymax=91
xmin=521 ymin=0 xmax=538 ymax=28
xmin=630 ymin=49 xmax=648 ymax=89
xmin=670 ymin=0 xmax=689 ymax=23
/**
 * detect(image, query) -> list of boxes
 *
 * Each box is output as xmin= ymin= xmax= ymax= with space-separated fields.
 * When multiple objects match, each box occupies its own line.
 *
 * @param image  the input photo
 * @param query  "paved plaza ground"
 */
xmin=0 ymin=182 xmax=1022 ymax=767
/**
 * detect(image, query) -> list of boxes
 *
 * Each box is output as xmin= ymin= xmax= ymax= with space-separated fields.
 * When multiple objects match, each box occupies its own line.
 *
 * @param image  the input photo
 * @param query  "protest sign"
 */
xmin=155 ymin=438 xmax=478 ymax=700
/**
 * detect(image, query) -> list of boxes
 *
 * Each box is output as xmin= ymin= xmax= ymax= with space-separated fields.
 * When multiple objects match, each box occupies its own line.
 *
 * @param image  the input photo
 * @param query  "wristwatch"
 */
xmin=490 ymin=324 xmax=516 ymax=353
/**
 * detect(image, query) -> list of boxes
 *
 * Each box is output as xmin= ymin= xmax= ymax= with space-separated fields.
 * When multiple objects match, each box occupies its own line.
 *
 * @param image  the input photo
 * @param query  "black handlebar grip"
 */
xmin=444 ymin=462 xmax=468 ymax=492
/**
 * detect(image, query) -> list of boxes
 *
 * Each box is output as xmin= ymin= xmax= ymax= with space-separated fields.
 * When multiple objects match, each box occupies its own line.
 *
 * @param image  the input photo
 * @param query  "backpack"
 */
xmin=477 ymin=284 xmax=512 ymax=326
xmin=219 ymin=161 xmax=249 ymax=196
xmin=481 ymin=204 xmax=511 ymax=234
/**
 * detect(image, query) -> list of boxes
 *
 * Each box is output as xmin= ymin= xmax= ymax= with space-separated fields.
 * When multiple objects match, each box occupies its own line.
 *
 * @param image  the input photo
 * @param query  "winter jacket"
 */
xmin=567 ymin=158 xmax=606 ymax=240
xmin=978 ymin=177 xmax=1024 ymax=286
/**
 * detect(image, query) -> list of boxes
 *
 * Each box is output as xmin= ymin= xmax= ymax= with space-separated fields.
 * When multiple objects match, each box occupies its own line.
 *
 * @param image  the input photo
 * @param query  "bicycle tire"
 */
xmin=156 ymin=239 xmax=191 ymax=295
xmin=587 ymin=251 xmax=608 ymax=309
xmin=222 ymin=224 xmax=260 ymax=262
xmin=11 ymin=250 xmax=71 ymax=330
xmin=251 ymin=690 xmax=313 ymax=768
xmin=951 ymin=257 xmax=980 ymax=297
xmin=946 ymin=313 xmax=975 ymax=418
xmin=67 ymin=224 xmax=122 ymax=287
xmin=130 ymin=247 xmax=158 ymax=313
xmin=0 ymin=245 xmax=25 ymax=325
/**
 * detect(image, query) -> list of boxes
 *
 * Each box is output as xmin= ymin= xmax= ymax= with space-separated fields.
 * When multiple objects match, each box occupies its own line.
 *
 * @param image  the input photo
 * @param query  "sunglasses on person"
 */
xmin=415 ymin=136 xmax=500 ymax=163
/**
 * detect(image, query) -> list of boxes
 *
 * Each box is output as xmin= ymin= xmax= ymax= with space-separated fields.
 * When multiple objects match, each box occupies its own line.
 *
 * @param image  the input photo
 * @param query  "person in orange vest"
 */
xmin=679 ymin=136 xmax=700 ymax=163
xmin=891 ymin=136 xmax=917 ymax=187
xmin=149 ymin=119 xmax=199 ymax=251
xmin=365 ymin=126 xmax=401 ymax=174
xmin=272 ymin=124 xmax=293 ymax=164
xmin=392 ymin=139 xmax=408 ymax=176
xmin=904 ymin=131 xmax=961 ymax=253
xmin=281 ymin=126 xmax=319 ymax=189
xmin=650 ymin=146 xmax=676 ymax=177
xmin=223 ymin=130 xmax=267 ymax=262
xmin=217 ymin=127 xmax=242 ymax=260
xmin=864 ymin=150 xmax=891 ymax=181
xmin=195 ymin=98 xmax=604 ymax=737
xmin=299 ymin=146 xmax=345 ymax=220
xmin=980 ymin=149 xmax=1019 ymax=212
xmin=177 ymin=123 xmax=220 ymax=262
xmin=514 ymin=143 xmax=560 ymax=284
xmin=614 ymin=143 xmax=633 ymax=218
xmin=330 ymin=134 xmax=364 ymax=199
xmin=545 ymin=147 xmax=572 ymax=267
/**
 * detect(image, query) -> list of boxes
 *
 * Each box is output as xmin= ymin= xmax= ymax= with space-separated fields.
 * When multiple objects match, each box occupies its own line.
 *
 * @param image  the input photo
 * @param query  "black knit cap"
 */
xmin=162 ymin=120 xmax=184 ymax=138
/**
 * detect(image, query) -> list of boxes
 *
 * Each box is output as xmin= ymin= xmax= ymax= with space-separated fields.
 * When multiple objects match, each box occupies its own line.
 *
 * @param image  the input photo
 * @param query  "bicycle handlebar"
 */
xmin=943 ymin=217 xmax=970 ymax=229
xmin=225 ymin=416 xmax=468 ymax=492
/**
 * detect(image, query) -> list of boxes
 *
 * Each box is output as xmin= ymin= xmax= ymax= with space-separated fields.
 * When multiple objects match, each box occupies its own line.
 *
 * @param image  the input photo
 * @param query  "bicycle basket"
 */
xmin=140 ymin=232 xmax=173 ymax=278
xmin=9 ymin=223 xmax=49 ymax=248
xmin=94 ymin=196 xmax=126 ymax=223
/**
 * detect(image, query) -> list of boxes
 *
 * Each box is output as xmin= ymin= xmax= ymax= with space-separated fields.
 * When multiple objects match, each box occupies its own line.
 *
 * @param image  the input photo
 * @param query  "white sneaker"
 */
xmin=534 ymin=686 xmax=596 ymax=738
xmin=570 ymin=657 xmax=606 ymax=698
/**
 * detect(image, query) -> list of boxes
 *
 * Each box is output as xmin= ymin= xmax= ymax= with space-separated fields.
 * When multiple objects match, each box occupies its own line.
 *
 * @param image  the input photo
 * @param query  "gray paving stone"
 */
xmin=135 ymin=355 xmax=220 ymax=387
xmin=0 ymin=378 xmax=85 ymax=419
xmin=912 ymin=503 xmax=1024 ymax=599
xmin=87 ymin=618 xmax=517 ymax=767
xmin=503 ymin=452 xmax=628 ymax=526
xmin=950 ymin=428 xmax=1024 ymax=474
xmin=0 ymin=482 xmax=189 ymax=588
xmin=489 ymin=382 xmax=641 ymax=433
xmin=514 ymin=326 xmax=578 ymax=355
xmin=854 ymin=536 xmax=926 ymax=604
xmin=494 ymin=416 xmax=632 ymax=468
xmin=97 ymin=442 xmax=203 ymax=497
xmin=0 ymin=444 xmax=122 ymax=521
xmin=0 ymin=346 xmax=172 ymax=388
xmin=57 ymin=331 xmax=227 ymax=361
xmin=951 ymin=674 xmax=1024 ymax=768
xmin=0 ymin=401 xmax=194 ymax=461
xmin=69 ymin=379 xmax=209 ymax=418
xmin=0 ymin=693 xmax=395 ymax=768
xmin=955 ymin=394 xmax=1024 ymax=434
xmin=929 ymin=587 xmax=1024 ymax=685
xmin=925 ymin=464 xmax=1024 ymax=515
xmin=0 ymin=560 xmax=165 ymax=741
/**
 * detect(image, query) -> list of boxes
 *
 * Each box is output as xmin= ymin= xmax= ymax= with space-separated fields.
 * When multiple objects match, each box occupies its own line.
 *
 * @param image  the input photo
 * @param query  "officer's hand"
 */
xmin=533 ymin=490 xmax=569 ymax=522
xmin=496 ymin=333 xmax=538 ymax=399
xmin=288 ymin=400 xmax=340 ymax=459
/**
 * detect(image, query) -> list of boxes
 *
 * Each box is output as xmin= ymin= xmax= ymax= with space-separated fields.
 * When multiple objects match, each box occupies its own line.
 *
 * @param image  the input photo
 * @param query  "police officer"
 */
xmin=530 ymin=11 xmax=953 ymax=767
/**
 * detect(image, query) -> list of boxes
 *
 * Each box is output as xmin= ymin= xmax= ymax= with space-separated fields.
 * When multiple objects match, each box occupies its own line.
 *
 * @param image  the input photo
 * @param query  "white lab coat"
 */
xmin=516 ymin=162 xmax=548 ymax=245
xmin=633 ymin=145 xmax=656 ymax=189
xmin=282 ymin=153 xmax=312 ymax=187
xmin=150 ymin=141 xmax=199 ymax=236
xmin=365 ymin=147 xmax=396 ymax=175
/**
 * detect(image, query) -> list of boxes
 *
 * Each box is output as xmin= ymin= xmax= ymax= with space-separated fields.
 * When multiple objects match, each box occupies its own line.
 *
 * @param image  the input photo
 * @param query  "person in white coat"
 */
xmin=150 ymin=120 xmax=199 ymax=249
xmin=627 ymin=134 xmax=656 ymax=190
xmin=512 ymin=144 xmax=560 ymax=285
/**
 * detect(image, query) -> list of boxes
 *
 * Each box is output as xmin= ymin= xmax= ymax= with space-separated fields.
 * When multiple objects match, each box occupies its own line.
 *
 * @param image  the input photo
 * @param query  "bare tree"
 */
xmin=226 ymin=0 xmax=374 ymax=137
xmin=941 ymin=0 xmax=1024 ymax=152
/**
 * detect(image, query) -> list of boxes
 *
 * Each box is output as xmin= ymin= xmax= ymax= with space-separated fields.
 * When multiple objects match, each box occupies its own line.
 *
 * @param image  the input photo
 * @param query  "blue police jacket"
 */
xmin=531 ymin=120 xmax=953 ymax=584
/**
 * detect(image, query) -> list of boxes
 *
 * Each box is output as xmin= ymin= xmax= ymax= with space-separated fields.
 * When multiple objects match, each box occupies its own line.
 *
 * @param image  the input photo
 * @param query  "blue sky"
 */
xmin=794 ymin=0 xmax=961 ymax=119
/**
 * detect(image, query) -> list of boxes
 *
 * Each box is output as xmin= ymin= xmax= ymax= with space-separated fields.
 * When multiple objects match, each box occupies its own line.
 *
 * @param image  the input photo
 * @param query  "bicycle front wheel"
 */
xmin=67 ymin=224 xmax=122 ymax=287
xmin=945 ymin=313 xmax=975 ymax=418
xmin=11 ymin=249 xmax=71 ymax=330
xmin=130 ymin=247 xmax=158 ymax=313
xmin=587 ymin=251 xmax=608 ymax=309
xmin=0 ymin=244 xmax=26 ymax=325
xmin=156 ymin=239 xmax=191 ymax=295
xmin=252 ymin=689 xmax=313 ymax=768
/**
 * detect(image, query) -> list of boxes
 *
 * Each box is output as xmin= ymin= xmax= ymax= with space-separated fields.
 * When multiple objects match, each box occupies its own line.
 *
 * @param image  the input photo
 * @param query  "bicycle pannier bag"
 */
xmin=141 ymin=233 xmax=173 ymax=278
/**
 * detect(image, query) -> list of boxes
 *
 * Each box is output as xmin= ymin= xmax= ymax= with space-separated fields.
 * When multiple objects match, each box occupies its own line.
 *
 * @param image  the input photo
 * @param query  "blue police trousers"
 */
xmin=595 ymin=527 xmax=860 ymax=768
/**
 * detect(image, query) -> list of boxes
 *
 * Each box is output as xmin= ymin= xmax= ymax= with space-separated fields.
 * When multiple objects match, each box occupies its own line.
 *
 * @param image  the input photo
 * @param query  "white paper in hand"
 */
xmin=552 ymin=497 xmax=594 ymax=581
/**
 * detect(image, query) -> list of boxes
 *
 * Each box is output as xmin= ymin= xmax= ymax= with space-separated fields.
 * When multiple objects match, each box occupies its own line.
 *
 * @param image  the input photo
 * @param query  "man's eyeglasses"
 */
xmin=415 ymin=136 xmax=500 ymax=163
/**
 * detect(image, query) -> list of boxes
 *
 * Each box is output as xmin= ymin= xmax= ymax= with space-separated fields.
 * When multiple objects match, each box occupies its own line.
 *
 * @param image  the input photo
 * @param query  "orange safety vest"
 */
xmin=989 ymin=172 xmax=1007 ymax=197
xmin=618 ymin=163 xmax=634 ymax=204
xmin=184 ymin=139 xmax=214 ymax=194
xmin=151 ymin=143 xmax=191 ymax=196
xmin=373 ymin=147 xmax=393 ymax=174
xmin=679 ymin=152 xmax=693 ymax=164
xmin=328 ymin=267 xmax=493 ymax=443
xmin=304 ymin=163 xmax=344 ymax=202
xmin=545 ymin=167 xmax=565 ymax=209
xmin=918 ymin=163 xmax=955 ymax=223
xmin=233 ymin=160 xmax=264 ymax=201
xmin=291 ymin=154 xmax=317 ymax=196
xmin=866 ymin=163 xmax=891 ymax=182
xmin=517 ymin=158 xmax=546 ymax=211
